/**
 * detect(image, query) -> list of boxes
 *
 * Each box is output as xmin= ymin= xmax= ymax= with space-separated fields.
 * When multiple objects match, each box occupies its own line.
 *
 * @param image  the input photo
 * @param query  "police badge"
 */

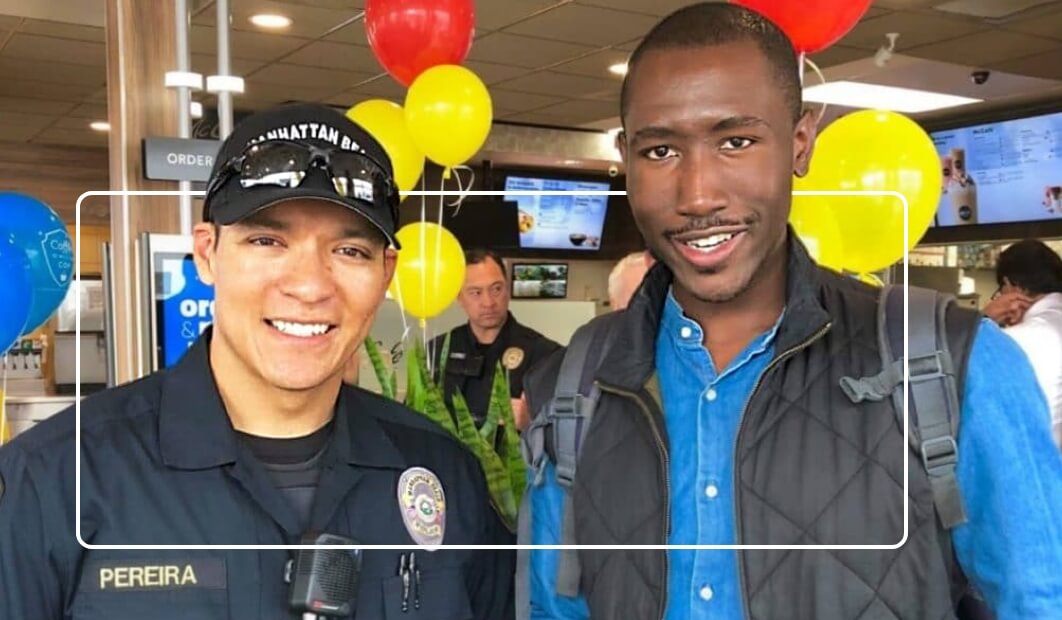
xmin=397 ymin=467 xmax=446 ymax=547
xmin=502 ymin=347 xmax=525 ymax=370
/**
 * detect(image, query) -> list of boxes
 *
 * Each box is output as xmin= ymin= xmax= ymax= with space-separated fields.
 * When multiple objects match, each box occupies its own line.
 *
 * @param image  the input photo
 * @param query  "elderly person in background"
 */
xmin=607 ymin=251 xmax=654 ymax=311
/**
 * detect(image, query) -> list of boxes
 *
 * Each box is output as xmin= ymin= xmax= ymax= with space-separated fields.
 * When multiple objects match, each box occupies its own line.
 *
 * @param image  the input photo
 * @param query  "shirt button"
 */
xmin=680 ymin=326 xmax=693 ymax=339
xmin=704 ymin=484 xmax=719 ymax=499
xmin=699 ymin=585 xmax=714 ymax=601
xmin=705 ymin=388 xmax=717 ymax=402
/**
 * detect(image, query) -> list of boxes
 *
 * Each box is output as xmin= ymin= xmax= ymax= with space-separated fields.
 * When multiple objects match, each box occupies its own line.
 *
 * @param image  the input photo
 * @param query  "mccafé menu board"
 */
xmin=930 ymin=110 xmax=1062 ymax=227
xmin=504 ymin=175 xmax=610 ymax=251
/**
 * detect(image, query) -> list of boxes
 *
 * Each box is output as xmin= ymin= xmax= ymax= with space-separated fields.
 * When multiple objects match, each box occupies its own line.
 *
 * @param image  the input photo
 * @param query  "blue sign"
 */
xmin=155 ymin=253 xmax=214 ymax=368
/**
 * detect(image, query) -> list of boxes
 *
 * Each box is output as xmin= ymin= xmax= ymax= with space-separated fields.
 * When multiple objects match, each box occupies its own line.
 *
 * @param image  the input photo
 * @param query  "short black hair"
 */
xmin=620 ymin=2 xmax=802 ymax=125
xmin=465 ymin=248 xmax=507 ymax=279
xmin=996 ymin=239 xmax=1062 ymax=295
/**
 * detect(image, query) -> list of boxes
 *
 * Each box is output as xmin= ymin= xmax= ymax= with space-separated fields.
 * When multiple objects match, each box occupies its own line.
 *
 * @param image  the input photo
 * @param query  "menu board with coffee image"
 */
xmin=930 ymin=110 xmax=1062 ymax=227
xmin=504 ymin=175 xmax=611 ymax=250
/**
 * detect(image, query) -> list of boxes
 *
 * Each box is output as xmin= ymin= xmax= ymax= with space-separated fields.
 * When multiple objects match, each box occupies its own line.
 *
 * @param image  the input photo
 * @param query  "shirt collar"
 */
xmin=1026 ymin=292 xmax=1062 ymax=319
xmin=160 ymin=330 xmax=406 ymax=471
xmin=661 ymin=287 xmax=785 ymax=361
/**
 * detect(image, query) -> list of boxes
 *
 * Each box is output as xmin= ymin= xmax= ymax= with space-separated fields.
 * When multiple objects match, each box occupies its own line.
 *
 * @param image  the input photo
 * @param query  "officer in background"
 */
xmin=0 ymin=103 xmax=513 ymax=619
xmin=433 ymin=249 xmax=559 ymax=432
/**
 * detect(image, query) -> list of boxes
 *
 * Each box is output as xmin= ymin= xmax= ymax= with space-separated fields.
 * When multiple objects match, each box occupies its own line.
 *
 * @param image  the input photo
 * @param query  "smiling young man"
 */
xmin=0 ymin=103 xmax=513 ymax=619
xmin=522 ymin=4 xmax=1062 ymax=620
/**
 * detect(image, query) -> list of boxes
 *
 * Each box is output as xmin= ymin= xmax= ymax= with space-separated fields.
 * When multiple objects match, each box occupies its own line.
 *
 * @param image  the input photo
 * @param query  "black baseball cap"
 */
xmin=203 ymin=102 xmax=400 ymax=248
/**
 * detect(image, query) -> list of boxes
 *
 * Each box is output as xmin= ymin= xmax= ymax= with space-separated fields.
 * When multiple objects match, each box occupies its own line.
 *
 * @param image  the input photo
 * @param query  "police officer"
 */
xmin=0 ymin=103 xmax=513 ymax=619
xmin=432 ymin=249 xmax=559 ymax=431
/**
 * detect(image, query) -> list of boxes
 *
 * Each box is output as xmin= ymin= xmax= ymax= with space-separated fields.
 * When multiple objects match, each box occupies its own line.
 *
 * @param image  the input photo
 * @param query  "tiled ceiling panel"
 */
xmin=504 ymin=3 xmax=660 ymax=47
xmin=0 ymin=0 xmax=1058 ymax=148
xmin=467 ymin=32 xmax=596 ymax=68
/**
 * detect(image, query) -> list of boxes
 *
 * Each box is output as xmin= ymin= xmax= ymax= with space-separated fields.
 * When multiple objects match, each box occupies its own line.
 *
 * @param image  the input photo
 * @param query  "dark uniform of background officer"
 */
xmin=432 ymin=249 xmax=559 ymax=432
xmin=0 ymin=103 xmax=513 ymax=620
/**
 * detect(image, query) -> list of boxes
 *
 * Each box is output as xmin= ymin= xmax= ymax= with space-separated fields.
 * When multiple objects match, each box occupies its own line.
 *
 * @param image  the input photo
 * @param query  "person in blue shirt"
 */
xmin=522 ymin=4 xmax=1062 ymax=620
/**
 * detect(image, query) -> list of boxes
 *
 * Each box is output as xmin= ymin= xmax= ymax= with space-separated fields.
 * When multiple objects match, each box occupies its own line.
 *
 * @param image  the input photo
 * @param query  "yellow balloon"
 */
xmin=405 ymin=65 xmax=493 ymax=170
xmin=389 ymin=222 xmax=466 ymax=320
xmin=346 ymin=99 xmax=424 ymax=195
xmin=796 ymin=110 xmax=941 ymax=274
xmin=789 ymin=196 xmax=845 ymax=272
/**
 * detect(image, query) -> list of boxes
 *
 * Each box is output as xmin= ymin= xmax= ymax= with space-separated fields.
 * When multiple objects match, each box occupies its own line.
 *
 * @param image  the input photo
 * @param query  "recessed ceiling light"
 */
xmin=803 ymin=81 xmax=981 ymax=113
xmin=608 ymin=62 xmax=628 ymax=76
xmin=249 ymin=13 xmax=292 ymax=29
xmin=89 ymin=121 xmax=110 ymax=132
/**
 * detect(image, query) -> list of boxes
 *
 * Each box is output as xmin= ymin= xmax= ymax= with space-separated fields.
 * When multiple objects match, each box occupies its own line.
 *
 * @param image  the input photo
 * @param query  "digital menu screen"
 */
xmin=929 ymin=110 xmax=1062 ymax=227
xmin=504 ymin=176 xmax=610 ymax=250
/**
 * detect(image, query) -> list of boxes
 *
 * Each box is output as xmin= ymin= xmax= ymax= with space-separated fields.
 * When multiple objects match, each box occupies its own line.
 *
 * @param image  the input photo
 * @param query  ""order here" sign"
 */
xmin=142 ymin=137 xmax=221 ymax=182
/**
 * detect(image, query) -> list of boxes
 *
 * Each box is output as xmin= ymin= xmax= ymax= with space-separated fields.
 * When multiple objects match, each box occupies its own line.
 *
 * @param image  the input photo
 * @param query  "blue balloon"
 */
xmin=0 ymin=192 xmax=73 ymax=333
xmin=0 ymin=234 xmax=33 ymax=353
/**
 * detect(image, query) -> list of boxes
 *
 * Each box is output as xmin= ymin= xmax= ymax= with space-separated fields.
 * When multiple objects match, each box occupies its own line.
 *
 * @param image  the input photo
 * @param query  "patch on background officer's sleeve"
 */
xmin=397 ymin=467 xmax=446 ymax=547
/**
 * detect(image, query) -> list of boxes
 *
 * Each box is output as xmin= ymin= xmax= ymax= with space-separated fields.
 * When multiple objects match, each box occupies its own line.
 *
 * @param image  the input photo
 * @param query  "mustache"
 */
xmin=663 ymin=214 xmax=759 ymax=238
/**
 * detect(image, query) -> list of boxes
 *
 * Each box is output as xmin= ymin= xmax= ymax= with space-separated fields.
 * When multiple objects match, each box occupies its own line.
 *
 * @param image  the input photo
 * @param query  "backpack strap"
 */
xmin=839 ymin=284 xmax=967 ymax=529
xmin=516 ymin=317 xmax=614 ymax=613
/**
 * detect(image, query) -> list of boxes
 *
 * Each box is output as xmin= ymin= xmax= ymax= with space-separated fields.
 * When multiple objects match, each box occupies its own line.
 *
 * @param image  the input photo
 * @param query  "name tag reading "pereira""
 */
xmin=87 ymin=559 xmax=226 ymax=592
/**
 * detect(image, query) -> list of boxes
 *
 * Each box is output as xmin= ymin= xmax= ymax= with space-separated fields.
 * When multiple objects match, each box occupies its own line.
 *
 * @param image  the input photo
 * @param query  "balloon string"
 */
xmin=798 ymin=51 xmax=806 ymax=86
xmin=447 ymin=165 xmax=476 ymax=214
xmin=434 ymin=171 xmax=446 ymax=324
xmin=803 ymin=56 xmax=829 ymax=127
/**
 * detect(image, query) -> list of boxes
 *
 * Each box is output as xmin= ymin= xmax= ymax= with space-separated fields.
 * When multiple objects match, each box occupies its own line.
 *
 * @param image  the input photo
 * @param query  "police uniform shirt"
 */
xmin=0 ymin=333 xmax=513 ymax=620
xmin=433 ymin=313 xmax=560 ymax=423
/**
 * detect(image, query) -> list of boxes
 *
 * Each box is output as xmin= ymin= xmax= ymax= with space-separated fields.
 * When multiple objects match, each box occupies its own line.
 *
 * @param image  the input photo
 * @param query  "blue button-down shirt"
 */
xmin=529 ymin=289 xmax=1062 ymax=620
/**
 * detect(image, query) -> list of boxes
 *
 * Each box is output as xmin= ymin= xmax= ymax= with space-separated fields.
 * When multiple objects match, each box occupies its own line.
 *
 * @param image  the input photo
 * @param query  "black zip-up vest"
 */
xmin=524 ymin=240 xmax=975 ymax=620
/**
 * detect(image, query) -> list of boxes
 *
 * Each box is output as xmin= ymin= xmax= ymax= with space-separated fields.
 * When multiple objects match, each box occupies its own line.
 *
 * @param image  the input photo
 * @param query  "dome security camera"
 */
xmin=971 ymin=70 xmax=990 ymax=85
xmin=608 ymin=164 xmax=620 ymax=177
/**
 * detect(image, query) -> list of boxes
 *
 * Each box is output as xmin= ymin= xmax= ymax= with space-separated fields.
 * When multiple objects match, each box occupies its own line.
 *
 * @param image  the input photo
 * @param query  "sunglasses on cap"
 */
xmin=204 ymin=139 xmax=399 ymax=222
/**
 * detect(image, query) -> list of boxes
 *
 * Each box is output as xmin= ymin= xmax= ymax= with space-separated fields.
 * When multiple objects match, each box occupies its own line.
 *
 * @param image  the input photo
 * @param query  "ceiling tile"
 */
xmin=34 ymin=128 xmax=108 ymax=147
xmin=989 ymin=49 xmax=1062 ymax=80
xmin=526 ymin=98 xmax=618 ymax=124
xmin=873 ymin=0 xmax=941 ymax=8
xmin=839 ymin=11 xmax=989 ymax=51
xmin=322 ymin=20 xmax=369 ymax=46
xmin=467 ymin=32 xmax=595 ymax=69
xmin=0 ymin=111 xmax=58 ymax=131
xmin=502 ymin=109 xmax=580 ymax=127
xmin=808 ymin=45 xmax=870 ymax=70
xmin=51 ymin=116 xmax=107 ymax=131
xmin=552 ymin=48 xmax=630 ymax=78
xmin=504 ymin=3 xmax=659 ymax=47
xmin=247 ymin=62 xmax=371 ymax=89
xmin=0 ymin=79 xmax=98 ymax=101
xmin=242 ymin=81 xmax=340 ymax=103
xmin=0 ymin=15 xmax=23 ymax=29
xmin=0 ymin=58 xmax=105 ymax=87
xmin=2 ymin=33 xmax=106 ymax=67
xmin=18 ymin=19 xmax=105 ymax=42
xmin=0 ymin=96 xmax=77 ymax=115
xmin=463 ymin=60 xmax=527 ymax=84
xmin=908 ymin=30 xmax=1061 ymax=66
xmin=345 ymin=75 xmax=406 ymax=99
xmin=475 ymin=0 xmax=561 ymax=30
xmin=191 ymin=54 xmax=265 ymax=76
xmin=283 ymin=40 xmax=382 ymax=73
xmin=494 ymin=70 xmax=618 ymax=99
xmin=485 ymin=88 xmax=565 ymax=111
xmin=86 ymin=87 xmax=108 ymax=103
xmin=577 ymin=0 xmax=715 ymax=18
xmin=0 ymin=124 xmax=43 ymax=142
xmin=190 ymin=26 xmax=309 ymax=61
xmin=193 ymin=0 xmax=361 ymax=39
xmin=68 ymin=103 xmax=109 ymax=119
xmin=615 ymin=37 xmax=641 ymax=52
xmin=1005 ymin=10 xmax=1062 ymax=42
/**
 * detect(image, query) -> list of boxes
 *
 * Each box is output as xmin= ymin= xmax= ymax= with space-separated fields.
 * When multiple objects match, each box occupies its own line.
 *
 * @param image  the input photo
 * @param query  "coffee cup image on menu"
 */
xmin=1045 ymin=186 xmax=1062 ymax=213
xmin=946 ymin=148 xmax=978 ymax=224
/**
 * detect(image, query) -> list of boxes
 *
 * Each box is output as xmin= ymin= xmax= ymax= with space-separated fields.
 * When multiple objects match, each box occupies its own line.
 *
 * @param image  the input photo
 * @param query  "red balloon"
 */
xmin=732 ymin=0 xmax=872 ymax=54
xmin=366 ymin=0 xmax=475 ymax=87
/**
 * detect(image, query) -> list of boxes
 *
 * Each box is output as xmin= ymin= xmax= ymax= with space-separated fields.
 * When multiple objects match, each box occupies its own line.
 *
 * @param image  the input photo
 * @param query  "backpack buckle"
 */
xmin=921 ymin=436 xmax=959 ymax=473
